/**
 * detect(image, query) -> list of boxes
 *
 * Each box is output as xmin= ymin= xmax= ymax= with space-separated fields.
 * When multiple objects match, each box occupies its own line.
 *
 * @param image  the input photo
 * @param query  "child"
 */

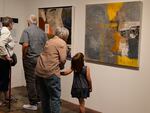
xmin=61 ymin=52 xmax=92 ymax=113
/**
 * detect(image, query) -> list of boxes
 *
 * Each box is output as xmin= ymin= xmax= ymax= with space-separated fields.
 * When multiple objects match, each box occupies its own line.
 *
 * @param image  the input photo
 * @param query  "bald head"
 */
xmin=27 ymin=14 xmax=37 ymax=25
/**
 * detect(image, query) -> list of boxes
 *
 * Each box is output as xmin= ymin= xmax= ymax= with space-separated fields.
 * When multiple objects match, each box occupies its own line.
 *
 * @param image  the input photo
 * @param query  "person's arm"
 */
xmin=60 ymin=67 xmax=73 ymax=76
xmin=0 ymin=29 xmax=12 ymax=60
xmin=86 ymin=66 xmax=92 ymax=92
xmin=0 ymin=31 xmax=9 ymax=55
xmin=19 ymin=30 xmax=29 ymax=59
xmin=58 ymin=42 xmax=67 ymax=69
xmin=22 ymin=42 xmax=29 ymax=59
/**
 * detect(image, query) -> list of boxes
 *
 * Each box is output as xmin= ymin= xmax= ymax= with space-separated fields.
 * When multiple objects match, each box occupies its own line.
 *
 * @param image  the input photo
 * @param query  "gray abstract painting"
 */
xmin=85 ymin=1 xmax=142 ymax=69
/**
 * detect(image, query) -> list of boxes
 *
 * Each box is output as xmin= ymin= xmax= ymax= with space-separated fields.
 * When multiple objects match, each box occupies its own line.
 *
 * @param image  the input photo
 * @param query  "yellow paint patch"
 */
xmin=107 ymin=3 xmax=123 ymax=21
xmin=117 ymin=56 xmax=138 ymax=67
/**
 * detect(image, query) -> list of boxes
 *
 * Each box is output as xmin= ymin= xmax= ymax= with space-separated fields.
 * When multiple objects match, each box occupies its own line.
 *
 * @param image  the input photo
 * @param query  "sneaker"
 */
xmin=23 ymin=104 xmax=37 ymax=110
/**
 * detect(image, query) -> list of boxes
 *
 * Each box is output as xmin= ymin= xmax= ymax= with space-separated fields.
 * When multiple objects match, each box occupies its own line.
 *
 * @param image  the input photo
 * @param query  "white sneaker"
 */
xmin=23 ymin=104 xmax=37 ymax=110
xmin=37 ymin=101 xmax=41 ymax=104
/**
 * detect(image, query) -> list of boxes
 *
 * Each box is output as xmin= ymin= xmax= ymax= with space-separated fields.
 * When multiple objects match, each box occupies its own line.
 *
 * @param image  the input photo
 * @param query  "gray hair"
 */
xmin=55 ymin=26 xmax=69 ymax=41
xmin=27 ymin=14 xmax=37 ymax=24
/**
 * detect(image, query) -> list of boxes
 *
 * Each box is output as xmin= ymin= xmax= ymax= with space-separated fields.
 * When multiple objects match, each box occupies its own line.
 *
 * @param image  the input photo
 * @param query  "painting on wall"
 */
xmin=38 ymin=6 xmax=72 ymax=59
xmin=85 ymin=1 xmax=142 ymax=69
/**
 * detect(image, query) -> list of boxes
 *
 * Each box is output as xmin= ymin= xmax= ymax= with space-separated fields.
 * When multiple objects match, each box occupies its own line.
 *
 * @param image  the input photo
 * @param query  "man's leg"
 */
xmin=23 ymin=59 xmax=38 ymax=110
xmin=37 ymin=76 xmax=51 ymax=113
xmin=47 ymin=75 xmax=61 ymax=113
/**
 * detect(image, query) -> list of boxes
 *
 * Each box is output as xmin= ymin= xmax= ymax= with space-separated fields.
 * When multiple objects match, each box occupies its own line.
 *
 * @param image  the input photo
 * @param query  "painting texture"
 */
xmin=38 ymin=6 xmax=72 ymax=59
xmin=85 ymin=1 xmax=142 ymax=69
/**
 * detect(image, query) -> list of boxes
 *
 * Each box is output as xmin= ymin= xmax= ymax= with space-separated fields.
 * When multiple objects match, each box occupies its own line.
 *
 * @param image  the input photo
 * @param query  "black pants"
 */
xmin=23 ymin=58 xmax=40 ymax=105
xmin=0 ymin=59 xmax=10 ymax=91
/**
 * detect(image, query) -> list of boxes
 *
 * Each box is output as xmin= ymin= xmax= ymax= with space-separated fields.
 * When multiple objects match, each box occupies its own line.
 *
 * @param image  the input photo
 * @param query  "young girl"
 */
xmin=61 ymin=52 xmax=92 ymax=113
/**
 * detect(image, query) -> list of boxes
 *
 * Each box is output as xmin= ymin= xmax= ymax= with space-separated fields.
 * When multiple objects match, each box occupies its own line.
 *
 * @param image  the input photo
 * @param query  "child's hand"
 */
xmin=60 ymin=68 xmax=73 ymax=76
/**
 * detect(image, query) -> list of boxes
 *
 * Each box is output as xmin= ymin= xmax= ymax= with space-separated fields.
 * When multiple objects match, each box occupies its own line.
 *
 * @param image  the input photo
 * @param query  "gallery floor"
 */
xmin=0 ymin=87 xmax=101 ymax=113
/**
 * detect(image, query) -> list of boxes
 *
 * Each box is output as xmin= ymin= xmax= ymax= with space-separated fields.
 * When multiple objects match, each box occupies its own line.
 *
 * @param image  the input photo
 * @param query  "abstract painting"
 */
xmin=85 ymin=1 xmax=142 ymax=69
xmin=38 ymin=6 xmax=72 ymax=59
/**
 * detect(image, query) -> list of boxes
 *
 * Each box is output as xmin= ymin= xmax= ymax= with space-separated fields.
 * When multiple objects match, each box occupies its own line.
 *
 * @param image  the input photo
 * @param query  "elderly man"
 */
xmin=19 ymin=15 xmax=47 ymax=110
xmin=35 ymin=26 xmax=69 ymax=113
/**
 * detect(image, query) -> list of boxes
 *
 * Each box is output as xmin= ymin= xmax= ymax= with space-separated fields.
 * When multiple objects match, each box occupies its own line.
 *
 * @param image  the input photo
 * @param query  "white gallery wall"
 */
xmin=1 ymin=0 xmax=150 ymax=113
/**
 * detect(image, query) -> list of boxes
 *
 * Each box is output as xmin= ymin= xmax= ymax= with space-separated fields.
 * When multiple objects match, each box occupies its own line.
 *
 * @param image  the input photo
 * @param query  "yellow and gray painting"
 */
xmin=85 ymin=1 xmax=142 ymax=69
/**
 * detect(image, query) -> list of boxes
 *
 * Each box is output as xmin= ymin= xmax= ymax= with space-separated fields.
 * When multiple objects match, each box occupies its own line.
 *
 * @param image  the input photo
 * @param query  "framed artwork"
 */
xmin=85 ymin=1 xmax=142 ymax=69
xmin=38 ymin=6 xmax=72 ymax=60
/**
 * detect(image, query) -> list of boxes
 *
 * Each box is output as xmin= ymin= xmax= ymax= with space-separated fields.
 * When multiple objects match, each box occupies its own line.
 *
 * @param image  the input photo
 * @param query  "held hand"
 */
xmin=59 ymin=63 xmax=64 ymax=70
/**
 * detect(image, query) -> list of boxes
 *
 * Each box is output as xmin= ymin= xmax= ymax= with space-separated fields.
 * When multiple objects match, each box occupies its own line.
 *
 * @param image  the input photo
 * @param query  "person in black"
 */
xmin=0 ymin=17 xmax=15 ymax=106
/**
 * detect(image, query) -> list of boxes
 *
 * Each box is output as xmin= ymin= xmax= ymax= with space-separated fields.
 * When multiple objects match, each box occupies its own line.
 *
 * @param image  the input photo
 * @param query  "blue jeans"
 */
xmin=37 ymin=75 xmax=61 ymax=113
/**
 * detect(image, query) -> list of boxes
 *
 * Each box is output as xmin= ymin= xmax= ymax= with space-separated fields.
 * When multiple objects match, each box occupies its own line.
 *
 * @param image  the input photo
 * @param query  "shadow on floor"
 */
xmin=0 ymin=87 xmax=101 ymax=113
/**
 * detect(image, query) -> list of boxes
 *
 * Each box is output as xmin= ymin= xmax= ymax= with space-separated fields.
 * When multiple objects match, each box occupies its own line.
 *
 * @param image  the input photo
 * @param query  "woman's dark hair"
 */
xmin=2 ymin=17 xmax=13 ymax=27
xmin=71 ymin=52 xmax=84 ymax=73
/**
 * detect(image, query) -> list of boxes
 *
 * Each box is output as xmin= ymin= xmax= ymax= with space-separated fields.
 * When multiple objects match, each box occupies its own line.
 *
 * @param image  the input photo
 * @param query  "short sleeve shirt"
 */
xmin=19 ymin=24 xmax=47 ymax=59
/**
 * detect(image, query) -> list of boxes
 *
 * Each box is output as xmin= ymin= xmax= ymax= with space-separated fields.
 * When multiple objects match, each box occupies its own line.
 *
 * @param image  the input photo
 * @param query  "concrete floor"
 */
xmin=0 ymin=87 xmax=77 ymax=113
xmin=0 ymin=87 xmax=101 ymax=113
